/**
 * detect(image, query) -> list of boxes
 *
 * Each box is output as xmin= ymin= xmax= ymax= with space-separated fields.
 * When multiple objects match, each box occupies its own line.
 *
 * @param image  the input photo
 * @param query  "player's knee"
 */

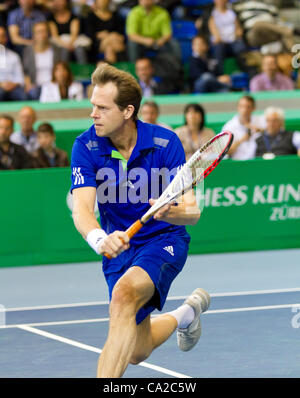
xmin=110 ymin=283 xmax=138 ymax=318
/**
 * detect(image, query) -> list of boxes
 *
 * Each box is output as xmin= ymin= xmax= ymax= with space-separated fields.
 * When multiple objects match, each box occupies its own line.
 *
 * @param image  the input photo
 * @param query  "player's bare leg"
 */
xmin=130 ymin=291 xmax=210 ymax=363
xmin=97 ymin=266 xmax=183 ymax=377
xmin=129 ymin=313 xmax=178 ymax=365
xmin=97 ymin=266 xmax=155 ymax=378
xmin=97 ymin=266 xmax=203 ymax=377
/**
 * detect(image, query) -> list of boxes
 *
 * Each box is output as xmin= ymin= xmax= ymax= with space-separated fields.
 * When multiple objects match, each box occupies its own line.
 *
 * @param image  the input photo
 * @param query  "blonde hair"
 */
xmin=92 ymin=63 xmax=142 ymax=119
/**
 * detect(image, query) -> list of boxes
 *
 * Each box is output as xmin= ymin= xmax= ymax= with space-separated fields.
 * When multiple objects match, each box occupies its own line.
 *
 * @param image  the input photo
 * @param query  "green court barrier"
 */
xmin=0 ymin=156 xmax=299 ymax=268
xmin=1 ymin=90 xmax=300 ymax=112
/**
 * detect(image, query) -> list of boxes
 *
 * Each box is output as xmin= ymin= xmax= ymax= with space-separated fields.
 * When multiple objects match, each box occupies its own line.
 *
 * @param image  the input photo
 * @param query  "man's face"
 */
xmin=0 ymin=28 xmax=7 ymax=46
xmin=19 ymin=107 xmax=36 ymax=132
xmin=237 ymin=98 xmax=255 ymax=119
xmin=135 ymin=60 xmax=153 ymax=83
xmin=141 ymin=105 xmax=158 ymax=124
xmin=266 ymin=112 xmax=283 ymax=136
xmin=0 ymin=118 xmax=13 ymax=145
xmin=262 ymin=56 xmax=277 ymax=76
xmin=90 ymin=83 xmax=129 ymax=138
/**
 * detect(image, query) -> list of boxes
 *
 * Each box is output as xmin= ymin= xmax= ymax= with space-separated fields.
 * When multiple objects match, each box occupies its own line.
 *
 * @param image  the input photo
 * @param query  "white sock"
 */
xmin=167 ymin=304 xmax=195 ymax=329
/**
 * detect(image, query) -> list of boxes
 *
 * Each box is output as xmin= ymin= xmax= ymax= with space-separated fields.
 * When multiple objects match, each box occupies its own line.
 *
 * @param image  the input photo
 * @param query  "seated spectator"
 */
xmin=175 ymin=103 xmax=215 ymax=161
xmin=208 ymin=0 xmax=247 ymax=75
xmin=48 ymin=0 xmax=90 ymax=64
xmin=189 ymin=34 xmax=231 ymax=94
xmin=7 ymin=0 xmax=46 ymax=55
xmin=10 ymin=106 xmax=39 ymax=153
xmin=135 ymin=57 xmax=177 ymax=97
xmin=126 ymin=0 xmax=181 ymax=63
xmin=0 ymin=114 xmax=33 ymax=170
xmin=222 ymin=95 xmax=265 ymax=160
xmin=32 ymin=122 xmax=69 ymax=167
xmin=250 ymin=54 xmax=294 ymax=92
xmin=0 ymin=26 xmax=27 ymax=101
xmin=233 ymin=1 xmax=300 ymax=53
xmin=85 ymin=0 xmax=126 ymax=64
xmin=39 ymin=61 xmax=84 ymax=102
xmin=255 ymin=107 xmax=300 ymax=158
xmin=140 ymin=101 xmax=173 ymax=130
xmin=23 ymin=21 xmax=62 ymax=100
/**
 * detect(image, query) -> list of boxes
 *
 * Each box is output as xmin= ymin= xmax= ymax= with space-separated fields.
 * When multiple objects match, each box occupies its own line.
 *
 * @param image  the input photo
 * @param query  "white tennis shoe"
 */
xmin=177 ymin=288 xmax=210 ymax=352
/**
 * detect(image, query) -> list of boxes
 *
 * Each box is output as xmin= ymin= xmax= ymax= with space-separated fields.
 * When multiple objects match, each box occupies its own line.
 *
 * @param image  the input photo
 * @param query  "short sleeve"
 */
xmin=70 ymin=138 xmax=97 ymax=193
xmin=160 ymin=10 xmax=171 ymax=36
xmin=7 ymin=10 xmax=18 ymax=26
xmin=126 ymin=8 xmax=139 ymax=35
xmin=163 ymin=133 xmax=186 ymax=172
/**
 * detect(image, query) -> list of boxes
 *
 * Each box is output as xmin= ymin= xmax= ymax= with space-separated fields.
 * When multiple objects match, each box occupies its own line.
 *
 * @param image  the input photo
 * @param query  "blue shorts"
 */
xmin=102 ymin=230 xmax=190 ymax=325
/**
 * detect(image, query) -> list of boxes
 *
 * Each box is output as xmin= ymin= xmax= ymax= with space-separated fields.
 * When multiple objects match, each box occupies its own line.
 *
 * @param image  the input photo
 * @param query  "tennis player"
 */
xmin=71 ymin=63 xmax=210 ymax=378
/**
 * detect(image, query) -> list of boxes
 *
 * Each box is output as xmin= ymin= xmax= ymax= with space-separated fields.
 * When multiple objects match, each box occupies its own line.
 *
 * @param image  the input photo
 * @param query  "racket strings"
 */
xmin=188 ymin=134 xmax=230 ymax=184
xmin=171 ymin=165 xmax=194 ymax=194
xmin=149 ymin=133 xmax=231 ymax=211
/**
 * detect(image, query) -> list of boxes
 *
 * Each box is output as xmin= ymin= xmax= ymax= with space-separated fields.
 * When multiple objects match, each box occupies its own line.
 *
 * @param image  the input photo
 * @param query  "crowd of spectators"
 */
xmin=0 ymin=106 xmax=69 ymax=170
xmin=0 ymin=0 xmax=299 ymax=103
xmin=140 ymin=96 xmax=300 ymax=160
xmin=1 ymin=0 xmax=300 ymax=170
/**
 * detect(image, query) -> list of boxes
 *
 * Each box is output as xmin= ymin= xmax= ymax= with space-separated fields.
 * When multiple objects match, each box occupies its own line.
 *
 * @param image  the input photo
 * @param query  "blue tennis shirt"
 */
xmin=70 ymin=120 xmax=190 ymax=245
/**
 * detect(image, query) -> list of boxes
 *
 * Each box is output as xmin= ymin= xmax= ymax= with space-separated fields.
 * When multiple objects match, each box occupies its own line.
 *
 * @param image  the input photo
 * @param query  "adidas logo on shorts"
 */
xmin=163 ymin=246 xmax=174 ymax=256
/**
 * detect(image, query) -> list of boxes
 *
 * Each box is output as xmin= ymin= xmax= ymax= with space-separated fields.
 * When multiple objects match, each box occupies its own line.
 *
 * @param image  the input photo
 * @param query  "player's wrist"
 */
xmin=86 ymin=228 xmax=108 ymax=254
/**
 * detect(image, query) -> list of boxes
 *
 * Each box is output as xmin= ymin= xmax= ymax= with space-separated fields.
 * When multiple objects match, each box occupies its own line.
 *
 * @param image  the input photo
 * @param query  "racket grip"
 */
xmin=103 ymin=220 xmax=144 ymax=259
xmin=125 ymin=219 xmax=144 ymax=239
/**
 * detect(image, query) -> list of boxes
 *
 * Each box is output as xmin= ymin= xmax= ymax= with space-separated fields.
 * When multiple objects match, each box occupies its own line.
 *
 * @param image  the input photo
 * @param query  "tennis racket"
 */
xmin=104 ymin=131 xmax=233 ymax=259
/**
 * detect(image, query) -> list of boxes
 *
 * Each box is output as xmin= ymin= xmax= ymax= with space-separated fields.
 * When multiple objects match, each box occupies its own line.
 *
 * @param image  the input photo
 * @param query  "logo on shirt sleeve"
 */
xmin=72 ymin=167 xmax=84 ymax=185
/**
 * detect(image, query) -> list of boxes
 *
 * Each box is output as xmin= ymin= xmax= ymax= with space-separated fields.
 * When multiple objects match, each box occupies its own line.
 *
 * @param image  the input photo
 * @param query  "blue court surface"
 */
xmin=0 ymin=249 xmax=300 ymax=378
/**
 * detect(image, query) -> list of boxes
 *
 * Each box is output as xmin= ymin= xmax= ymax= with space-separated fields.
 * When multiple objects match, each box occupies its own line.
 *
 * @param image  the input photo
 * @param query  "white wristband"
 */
xmin=86 ymin=229 xmax=108 ymax=254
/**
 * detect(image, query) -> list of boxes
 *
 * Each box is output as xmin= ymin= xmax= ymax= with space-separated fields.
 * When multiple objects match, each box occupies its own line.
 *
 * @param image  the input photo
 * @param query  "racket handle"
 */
xmin=125 ymin=219 xmax=144 ymax=238
xmin=103 ymin=220 xmax=144 ymax=259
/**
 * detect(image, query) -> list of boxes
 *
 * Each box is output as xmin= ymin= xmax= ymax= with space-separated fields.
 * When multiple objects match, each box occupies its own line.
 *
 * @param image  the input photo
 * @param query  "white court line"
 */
xmin=17 ymin=325 xmax=191 ymax=379
xmin=206 ymin=303 xmax=300 ymax=314
xmin=1 ymin=303 xmax=299 ymax=329
xmin=5 ymin=301 xmax=110 ymax=312
xmin=1 ymin=318 xmax=109 ymax=329
xmin=4 ymin=287 xmax=300 ymax=312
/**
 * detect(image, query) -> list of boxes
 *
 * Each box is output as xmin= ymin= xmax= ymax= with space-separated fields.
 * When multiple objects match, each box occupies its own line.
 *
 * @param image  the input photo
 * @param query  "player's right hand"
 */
xmin=99 ymin=230 xmax=130 ymax=258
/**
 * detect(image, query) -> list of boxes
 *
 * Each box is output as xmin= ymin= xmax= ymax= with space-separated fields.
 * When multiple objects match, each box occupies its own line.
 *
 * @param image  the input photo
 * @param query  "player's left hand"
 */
xmin=149 ymin=198 xmax=174 ymax=221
